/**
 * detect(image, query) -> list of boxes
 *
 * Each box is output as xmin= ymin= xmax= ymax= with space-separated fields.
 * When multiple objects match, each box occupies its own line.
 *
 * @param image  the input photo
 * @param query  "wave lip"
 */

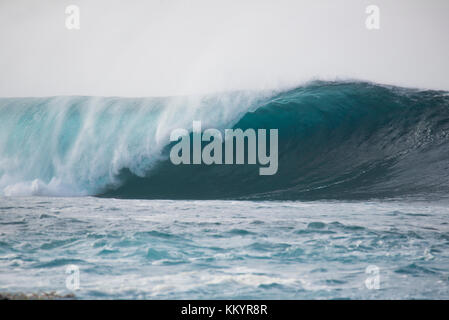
xmin=0 ymin=92 xmax=264 ymax=197
xmin=104 ymin=81 xmax=449 ymax=200
xmin=1 ymin=81 xmax=449 ymax=200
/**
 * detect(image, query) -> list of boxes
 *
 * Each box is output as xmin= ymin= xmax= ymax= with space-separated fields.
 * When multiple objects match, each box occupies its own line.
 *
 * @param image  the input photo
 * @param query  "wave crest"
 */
xmin=1 ymin=81 xmax=448 ymax=200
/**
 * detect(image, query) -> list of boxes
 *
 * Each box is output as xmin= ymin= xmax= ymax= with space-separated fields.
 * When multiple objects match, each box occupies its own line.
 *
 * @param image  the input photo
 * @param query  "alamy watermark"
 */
xmin=365 ymin=5 xmax=380 ymax=30
xmin=365 ymin=265 xmax=380 ymax=290
xmin=64 ymin=5 xmax=379 ymax=31
xmin=169 ymin=121 xmax=278 ymax=175
xmin=65 ymin=264 xmax=80 ymax=291
xmin=65 ymin=5 xmax=80 ymax=30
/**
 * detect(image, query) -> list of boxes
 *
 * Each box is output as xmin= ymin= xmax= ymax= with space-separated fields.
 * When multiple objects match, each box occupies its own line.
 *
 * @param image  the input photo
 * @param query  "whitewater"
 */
xmin=1 ymin=81 xmax=448 ymax=200
xmin=1 ymin=197 xmax=449 ymax=299
xmin=1 ymin=81 xmax=449 ymax=299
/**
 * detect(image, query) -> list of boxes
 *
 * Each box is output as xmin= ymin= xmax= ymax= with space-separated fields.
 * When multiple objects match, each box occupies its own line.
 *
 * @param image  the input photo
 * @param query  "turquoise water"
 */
xmin=1 ymin=82 xmax=448 ymax=200
xmin=1 ymin=197 xmax=448 ymax=299
xmin=1 ymin=82 xmax=449 ymax=299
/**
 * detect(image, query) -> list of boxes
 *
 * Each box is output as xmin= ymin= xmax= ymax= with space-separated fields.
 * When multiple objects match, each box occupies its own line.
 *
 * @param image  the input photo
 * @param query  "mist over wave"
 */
xmin=1 ymin=81 xmax=448 ymax=200
xmin=0 ymin=91 xmax=267 ymax=196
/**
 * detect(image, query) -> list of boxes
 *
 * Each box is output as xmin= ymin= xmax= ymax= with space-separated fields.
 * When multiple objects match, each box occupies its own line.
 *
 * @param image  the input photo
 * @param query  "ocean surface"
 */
xmin=0 ymin=81 xmax=448 ymax=299
xmin=1 ymin=197 xmax=449 ymax=299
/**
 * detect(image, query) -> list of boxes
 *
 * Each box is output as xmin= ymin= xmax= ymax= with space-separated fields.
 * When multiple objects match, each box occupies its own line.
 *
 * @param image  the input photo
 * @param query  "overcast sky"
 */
xmin=0 ymin=0 xmax=448 ymax=97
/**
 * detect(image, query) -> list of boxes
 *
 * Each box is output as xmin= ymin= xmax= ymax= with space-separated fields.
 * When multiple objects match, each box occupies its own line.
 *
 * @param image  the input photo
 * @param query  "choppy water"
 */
xmin=1 ymin=197 xmax=448 ymax=299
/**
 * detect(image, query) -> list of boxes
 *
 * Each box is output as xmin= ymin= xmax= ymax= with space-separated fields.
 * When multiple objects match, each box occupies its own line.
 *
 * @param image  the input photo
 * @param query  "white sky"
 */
xmin=0 ymin=0 xmax=448 ymax=97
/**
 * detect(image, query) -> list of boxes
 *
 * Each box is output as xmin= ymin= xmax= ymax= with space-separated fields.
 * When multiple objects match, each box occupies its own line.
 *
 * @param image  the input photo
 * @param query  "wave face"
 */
xmin=1 ymin=82 xmax=449 ymax=200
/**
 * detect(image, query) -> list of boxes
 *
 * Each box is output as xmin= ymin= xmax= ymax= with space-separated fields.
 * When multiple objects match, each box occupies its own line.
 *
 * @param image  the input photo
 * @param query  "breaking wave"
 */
xmin=1 ymin=81 xmax=448 ymax=200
